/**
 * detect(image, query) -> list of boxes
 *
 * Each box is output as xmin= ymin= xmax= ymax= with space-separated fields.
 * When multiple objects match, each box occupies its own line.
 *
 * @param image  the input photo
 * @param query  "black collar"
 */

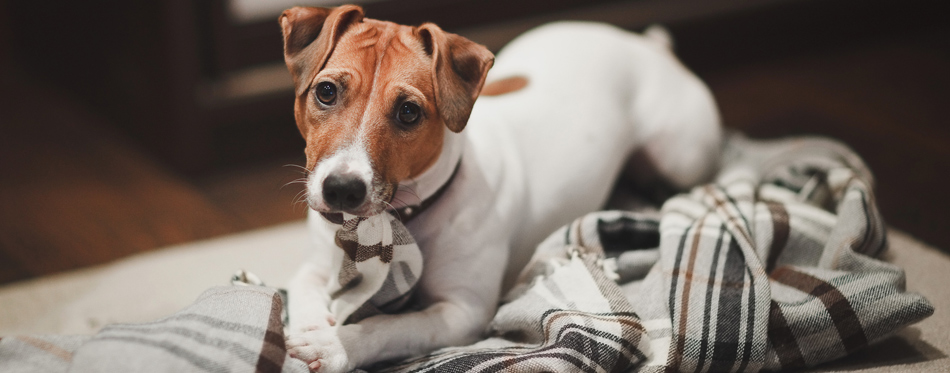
xmin=389 ymin=159 xmax=462 ymax=223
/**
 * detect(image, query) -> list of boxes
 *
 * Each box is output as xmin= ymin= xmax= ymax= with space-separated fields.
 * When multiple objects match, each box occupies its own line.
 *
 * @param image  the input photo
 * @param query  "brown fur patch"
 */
xmin=481 ymin=76 xmax=528 ymax=96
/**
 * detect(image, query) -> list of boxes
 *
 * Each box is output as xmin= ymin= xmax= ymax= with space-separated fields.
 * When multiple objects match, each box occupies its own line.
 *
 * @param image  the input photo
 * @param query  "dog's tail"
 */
xmin=643 ymin=24 xmax=673 ymax=50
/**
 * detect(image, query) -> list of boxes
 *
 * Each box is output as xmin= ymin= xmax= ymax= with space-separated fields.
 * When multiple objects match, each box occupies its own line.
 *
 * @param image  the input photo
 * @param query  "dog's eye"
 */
xmin=315 ymin=82 xmax=337 ymax=105
xmin=396 ymin=102 xmax=421 ymax=126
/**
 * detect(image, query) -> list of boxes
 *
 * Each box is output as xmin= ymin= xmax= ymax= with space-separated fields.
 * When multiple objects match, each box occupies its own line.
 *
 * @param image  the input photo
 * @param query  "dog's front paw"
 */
xmin=286 ymin=325 xmax=353 ymax=373
xmin=288 ymin=312 xmax=337 ymax=335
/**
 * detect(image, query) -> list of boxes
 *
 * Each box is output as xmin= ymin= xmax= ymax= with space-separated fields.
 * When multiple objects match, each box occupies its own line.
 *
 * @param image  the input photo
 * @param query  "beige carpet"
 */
xmin=0 ymin=222 xmax=310 ymax=335
xmin=0 ymin=222 xmax=945 ymax=371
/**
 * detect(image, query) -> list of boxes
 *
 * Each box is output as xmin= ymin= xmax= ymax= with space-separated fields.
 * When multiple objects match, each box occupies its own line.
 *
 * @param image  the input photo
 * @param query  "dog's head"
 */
xmin=280 ymin=5 xmax=493 ymax=216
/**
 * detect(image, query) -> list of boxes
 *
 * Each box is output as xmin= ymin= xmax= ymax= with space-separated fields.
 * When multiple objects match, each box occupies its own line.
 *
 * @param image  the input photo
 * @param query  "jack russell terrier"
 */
xmin=279 ymin=5 xmax=721 ymax=372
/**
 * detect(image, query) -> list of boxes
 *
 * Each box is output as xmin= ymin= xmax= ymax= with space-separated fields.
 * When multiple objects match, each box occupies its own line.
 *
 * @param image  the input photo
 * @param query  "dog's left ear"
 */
xmin=416 ymin=24 xmax=494 ymax=133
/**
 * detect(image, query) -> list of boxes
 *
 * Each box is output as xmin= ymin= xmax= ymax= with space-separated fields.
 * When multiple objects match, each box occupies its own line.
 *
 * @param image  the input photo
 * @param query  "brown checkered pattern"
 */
xmin=320 ymin=212 xmax=423 ymax=325
xmin=376 ymin=134 xmax=933 ymax=373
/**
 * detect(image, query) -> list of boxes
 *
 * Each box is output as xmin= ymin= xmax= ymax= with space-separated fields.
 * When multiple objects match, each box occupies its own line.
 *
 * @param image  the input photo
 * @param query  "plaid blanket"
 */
xmin=0 ymin=134 xmax=934 ymax=372
xmin=0 ymin=286 xmax=308 ymax=372
xmin=376 ymin=134 xmax=934 ymax=372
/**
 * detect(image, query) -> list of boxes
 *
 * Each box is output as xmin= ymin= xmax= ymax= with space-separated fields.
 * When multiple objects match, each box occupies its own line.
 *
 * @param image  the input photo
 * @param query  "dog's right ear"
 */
xmin=279 ymin=5 xmax=364 ymax=96
xmin=416 ymin=24 xmax=494 ymax=133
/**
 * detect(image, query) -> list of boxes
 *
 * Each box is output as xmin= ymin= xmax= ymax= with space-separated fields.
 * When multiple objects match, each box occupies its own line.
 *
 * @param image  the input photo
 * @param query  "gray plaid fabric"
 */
xmin=0 ymin=134 xmax=933 ymax=372
xmin=375 ymin=210 xmax=657 ymax=373
xmin=374 ymin=134 xmax=933 ymax=373
xmin=0 ymin=286 xmax=308 ymax=373
xmin=627 ymin=135 xmax=933 ymax=372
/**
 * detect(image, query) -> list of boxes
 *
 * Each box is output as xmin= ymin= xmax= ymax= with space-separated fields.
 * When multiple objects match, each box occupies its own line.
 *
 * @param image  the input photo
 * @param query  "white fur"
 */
xmin=287 ymin=22 xmax=722 ymax=372
xmin=307 ymin=142 xmax=379 ymax=216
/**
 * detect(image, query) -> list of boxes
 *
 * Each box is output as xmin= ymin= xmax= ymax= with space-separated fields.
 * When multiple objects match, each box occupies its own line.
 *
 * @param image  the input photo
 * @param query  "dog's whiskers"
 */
xmin=283 ymin=163 xmax=309 ymax=175
xmin=395 ymin=184 xmax=421 ymax=201
xmin=383 ymin=201 xmax=402 ymax=222
xmin=283 ymin=177 xmax=309 ymax=189
xmin=282 ymin=165 xmax=310 ymax=210
xmin=291 ymin=189 xmax=311 ymax=212
xmin=390 ymin=196 xmax=408 ymax=208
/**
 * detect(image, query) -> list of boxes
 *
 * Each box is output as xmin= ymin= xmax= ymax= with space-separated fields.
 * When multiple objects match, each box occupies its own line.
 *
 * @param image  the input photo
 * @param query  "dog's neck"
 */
xmin=391 ymin=130 xmax=464 ymax=213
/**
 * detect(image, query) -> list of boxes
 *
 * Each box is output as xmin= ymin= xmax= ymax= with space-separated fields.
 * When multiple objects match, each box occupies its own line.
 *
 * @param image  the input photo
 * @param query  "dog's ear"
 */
xmin=279 ymin=5 xmax=364 ymax=96
xmin=416 ymin=24 xmax=494 ymax=133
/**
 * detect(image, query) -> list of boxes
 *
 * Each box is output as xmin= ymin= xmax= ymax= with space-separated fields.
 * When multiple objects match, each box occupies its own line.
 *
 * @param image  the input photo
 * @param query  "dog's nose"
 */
xmin=322 ymin=173 xmax=367 ymax=211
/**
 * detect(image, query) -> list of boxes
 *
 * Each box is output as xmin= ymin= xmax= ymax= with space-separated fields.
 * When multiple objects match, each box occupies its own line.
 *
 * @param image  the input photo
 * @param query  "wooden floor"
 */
xmin=1 ymin=30 xmax=948 ymax=285
xmin=0 ymin=73 xmax=308 ymax=285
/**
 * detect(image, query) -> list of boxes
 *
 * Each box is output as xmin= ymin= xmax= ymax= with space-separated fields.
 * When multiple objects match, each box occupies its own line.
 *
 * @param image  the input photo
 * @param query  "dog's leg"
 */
xmin=286 ymin=298 xmax=492 ymax=372
xmin=287 ymin=261 xmax=335 ymax=332
xmin=286 ymin=229 xmax=507 ymax=373
xmin=626 ymin=30 xmax=723 ymax=189
xmin=287 ymin=213 xmax=340 ymax=334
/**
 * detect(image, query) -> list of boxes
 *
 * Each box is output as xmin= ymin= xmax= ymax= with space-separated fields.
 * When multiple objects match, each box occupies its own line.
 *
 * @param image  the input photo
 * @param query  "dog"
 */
xmin=279 ymin=5 xmax=721 ymax=372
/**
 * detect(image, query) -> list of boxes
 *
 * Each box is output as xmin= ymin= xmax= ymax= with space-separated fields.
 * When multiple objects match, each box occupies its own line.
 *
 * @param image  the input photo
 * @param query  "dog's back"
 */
xmin=465 ymin=22 xmax=722 ymax=278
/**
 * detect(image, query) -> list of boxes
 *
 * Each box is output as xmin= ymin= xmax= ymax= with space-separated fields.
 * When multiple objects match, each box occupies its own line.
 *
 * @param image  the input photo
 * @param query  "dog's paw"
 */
xmin=288 ymin=312 xmax=337 ymax=335
xmin=286 ymin=325 xmax=352 ymax=373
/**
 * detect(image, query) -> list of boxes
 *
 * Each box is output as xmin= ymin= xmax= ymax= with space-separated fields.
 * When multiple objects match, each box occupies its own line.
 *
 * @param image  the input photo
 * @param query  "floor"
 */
xmin=1 ymin=29 xmax=948 ymax=286
xmin=0 ymin=73 xmax=308 ymax=285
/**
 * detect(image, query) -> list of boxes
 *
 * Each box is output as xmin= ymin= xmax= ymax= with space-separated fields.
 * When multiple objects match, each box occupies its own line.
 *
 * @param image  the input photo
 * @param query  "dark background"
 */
xmin=1 ymin=0 xmax=948 ymax=285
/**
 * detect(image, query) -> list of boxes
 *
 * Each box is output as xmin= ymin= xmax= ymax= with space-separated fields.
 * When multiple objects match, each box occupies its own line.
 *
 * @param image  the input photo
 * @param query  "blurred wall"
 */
xmin=4 ymin=0 xmax=945 ymax=175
